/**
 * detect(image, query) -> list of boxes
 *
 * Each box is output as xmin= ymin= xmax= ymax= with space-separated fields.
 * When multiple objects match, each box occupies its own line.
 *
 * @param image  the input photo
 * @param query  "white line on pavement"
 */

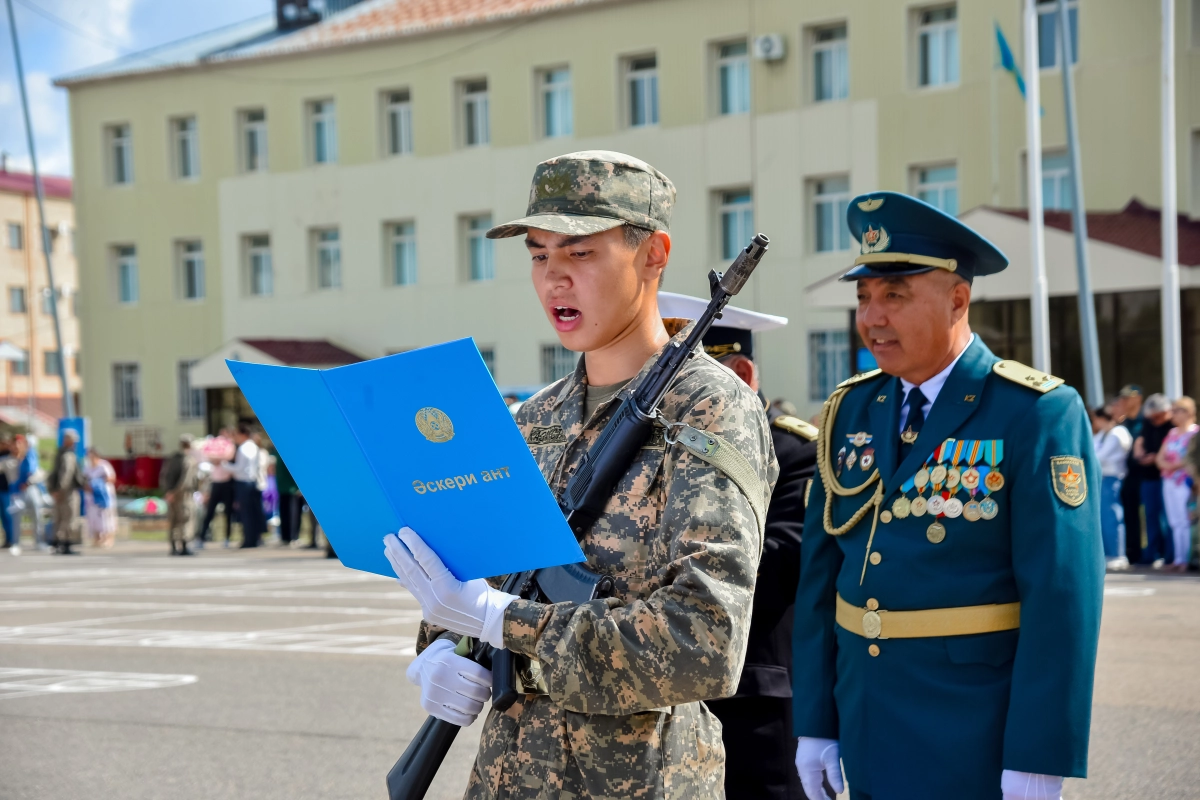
xmin=0 ymin=667 xmax=197 ymax=701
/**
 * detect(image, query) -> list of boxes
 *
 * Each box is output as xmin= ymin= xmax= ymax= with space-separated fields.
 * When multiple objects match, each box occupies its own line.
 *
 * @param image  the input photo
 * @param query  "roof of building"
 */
xmin=239 ymin=338 xmax=364 ymax=366
xmin=994 ymin=199 xmax=1200 ymax=266
xmin=0 ymin=169 xmax=72 ymax=200
xmin=55 ymin=0 xmax=617 ymax=87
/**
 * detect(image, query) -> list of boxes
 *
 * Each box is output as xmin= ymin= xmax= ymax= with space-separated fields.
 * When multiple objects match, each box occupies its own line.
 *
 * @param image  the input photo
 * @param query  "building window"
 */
xmin=465 ymin=215 xmax=494 ymax=282
xmin=40 ymin=287 xmax=61 ymax=315
xmin=178 ymin=240 xmax=205 ymax=300
xmin=384 ymin=90 xmax=413 ymax=155
xmin=540 ymin=68 xmax=573 ymax=138
xmin=717 ymin=41 xmax=750 ymax=115
xmin=40 ymin=226 xmax=58 ymax=253
xmin=813 ymin=25 xmax=849 ymax=102
xmin=914 ymin=164 xmax=959 ymax=216
xmin=172 ymin=116 xmax=199 ymax=179
xmin=10 ymin=357 xmax=28 ymax=377
xmin=309 ymin=99 xmax=337 ymax=164
xmin=479 ymin=346 xmax=496 ymax=377
xmin=541 ymin=344 xmax=576 ymax=383
xmin=719 ymin=190 xmax=754 ymax=260
xmin=8 ymin=287 xmax=25 ymax=313
xmin=246 ymin=235 xmax=273 ymax=296
xmin=460 ymin=80 xmax=490 ymax=147
xmin=314 ymin=228 xmax=342 ymax=289
xmin=44 ymin=350 xmax=62 ymax=377
xmin=178 ymin=359 xmax=205 ymax=420
xmin=112 ymin=362 xmax=141 ymax=421
xmin=1037 ymin=0 xmax=1079 ymax=70
xmin=812 ymin=176 xmax=852 ymax=253
xmin=626 ymin=55 xmax=659 ymax=127
xmin=1041 ymin=151 xmax=1073 ymax=210
xmin=240 ymin=108 xmax=267 ymax=173
xmin=917 ymin=6 xmax=959 ymax=88
xmin=389 ymin=221 xmax=417 ymax=286
xmin=809 ymin=330 xmax=851 ymax=401
xmin=114 ymin=245 xmax=138 ymax=304
xmin=107 ymin=124 xmax=132 ymax=185
xmin=6 ymin=222 xmax=22 ymax=250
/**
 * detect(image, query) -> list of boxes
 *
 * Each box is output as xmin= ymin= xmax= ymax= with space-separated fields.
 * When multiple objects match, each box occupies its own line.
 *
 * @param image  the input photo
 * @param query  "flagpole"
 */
xmin=990 ymin=22 xmax=1000 ymax=206
xmin=1057 ymin=0 xmax=1103 ymax=407
xmin=1162 ymin=0 xmax=1183 ymax=399
xmin=1024 ymin=0 xmax=1051 ymax=374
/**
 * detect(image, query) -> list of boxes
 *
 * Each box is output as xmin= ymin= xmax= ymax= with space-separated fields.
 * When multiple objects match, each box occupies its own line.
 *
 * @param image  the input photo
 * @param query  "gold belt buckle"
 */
xmin=862 ymin=610 xmax=883 ymax=639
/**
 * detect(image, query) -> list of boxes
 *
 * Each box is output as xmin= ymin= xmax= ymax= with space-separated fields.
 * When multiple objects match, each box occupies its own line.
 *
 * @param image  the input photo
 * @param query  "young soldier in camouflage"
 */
xmin=384 ymin=151 xmax=778 ymax=799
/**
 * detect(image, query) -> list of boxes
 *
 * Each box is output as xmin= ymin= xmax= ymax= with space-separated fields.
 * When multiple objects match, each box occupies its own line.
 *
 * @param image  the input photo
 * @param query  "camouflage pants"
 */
xmin=168 ymin=499 xmax=193 ymax=546
xmin=52 ymin=492 xmax=81 ymax=545
xmin=463 ymin=695 xmax=725 ymax=800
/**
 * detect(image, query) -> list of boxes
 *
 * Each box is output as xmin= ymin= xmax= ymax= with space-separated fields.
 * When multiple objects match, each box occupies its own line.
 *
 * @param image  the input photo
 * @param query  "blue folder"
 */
xmin=228 ymin=338 xmax=584 ymax=581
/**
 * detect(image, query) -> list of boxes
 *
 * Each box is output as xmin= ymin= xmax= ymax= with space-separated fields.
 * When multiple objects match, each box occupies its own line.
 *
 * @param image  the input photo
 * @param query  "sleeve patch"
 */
xmin=1050 ymin=456 xmax=1087 ymax=507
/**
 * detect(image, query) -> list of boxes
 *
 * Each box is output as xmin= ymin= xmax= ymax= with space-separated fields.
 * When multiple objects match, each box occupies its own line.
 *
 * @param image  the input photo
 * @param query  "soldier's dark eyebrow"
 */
xmin=524 ymin=236 xmax=544 ymax=250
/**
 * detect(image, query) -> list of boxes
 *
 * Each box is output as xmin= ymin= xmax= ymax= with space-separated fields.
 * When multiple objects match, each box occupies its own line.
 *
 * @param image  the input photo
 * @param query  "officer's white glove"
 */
xmin=1001 ymin=770 xmax=1064 ymax=800
xmin=795 ymin=737 xmax=844 ymax=799
xmin=406 ymin=638 xmax=491 ymax=727
xmin=384 ymin=529 xmax=515 ymax=648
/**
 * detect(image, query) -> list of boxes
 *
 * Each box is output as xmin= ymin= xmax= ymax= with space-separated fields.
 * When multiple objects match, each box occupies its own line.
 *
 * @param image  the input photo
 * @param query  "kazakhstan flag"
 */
xmin=995 ymin=22 xmax=1027 ymax=98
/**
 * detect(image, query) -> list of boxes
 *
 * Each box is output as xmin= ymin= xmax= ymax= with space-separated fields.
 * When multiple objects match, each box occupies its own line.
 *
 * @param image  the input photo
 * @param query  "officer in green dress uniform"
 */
xmin=791 ymin=192 xmax=1104 ymax=800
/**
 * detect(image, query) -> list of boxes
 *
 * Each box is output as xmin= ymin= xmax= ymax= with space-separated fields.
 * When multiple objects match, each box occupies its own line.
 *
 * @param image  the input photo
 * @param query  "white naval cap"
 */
xmin=658 ymin=291 xmax=787 ymax=360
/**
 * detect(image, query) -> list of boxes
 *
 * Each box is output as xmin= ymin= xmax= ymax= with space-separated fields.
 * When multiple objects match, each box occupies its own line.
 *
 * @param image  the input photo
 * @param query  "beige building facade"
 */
xmin=58 ymin=0 xmax=1200 ymax=453
xmin=0 ymin=166 xmax=81 ymax=426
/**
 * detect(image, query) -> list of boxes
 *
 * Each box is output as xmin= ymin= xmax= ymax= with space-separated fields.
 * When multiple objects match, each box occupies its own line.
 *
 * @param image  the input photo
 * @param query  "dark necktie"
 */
xmin=899 ymin=387 xmax=928 ymax=462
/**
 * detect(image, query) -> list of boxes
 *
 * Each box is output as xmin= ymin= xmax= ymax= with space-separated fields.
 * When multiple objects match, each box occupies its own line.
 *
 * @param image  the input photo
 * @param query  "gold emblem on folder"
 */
xmin=415 ymin=407 xmax=455 ymax=443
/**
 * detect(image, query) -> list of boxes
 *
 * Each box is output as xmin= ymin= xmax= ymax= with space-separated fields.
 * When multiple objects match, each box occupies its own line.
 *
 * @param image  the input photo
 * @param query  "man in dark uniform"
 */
xmin=660 ymin=292 xmax=818 ymax=800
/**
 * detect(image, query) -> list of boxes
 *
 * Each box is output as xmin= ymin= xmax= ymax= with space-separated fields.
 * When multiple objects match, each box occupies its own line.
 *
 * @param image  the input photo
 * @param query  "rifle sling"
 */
xmin=671 ymin=424 xmax=768 ymax=547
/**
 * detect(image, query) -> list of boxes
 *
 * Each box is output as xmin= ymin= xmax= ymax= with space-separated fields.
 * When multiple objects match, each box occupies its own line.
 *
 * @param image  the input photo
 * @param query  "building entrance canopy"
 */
xmin=189 ymin=338 xmax=364 ymax=389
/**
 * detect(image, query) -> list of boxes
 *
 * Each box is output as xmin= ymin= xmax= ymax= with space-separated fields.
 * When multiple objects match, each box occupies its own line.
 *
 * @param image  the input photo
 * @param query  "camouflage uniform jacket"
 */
xmin=420 ymin=323 xmax=778 ymax=800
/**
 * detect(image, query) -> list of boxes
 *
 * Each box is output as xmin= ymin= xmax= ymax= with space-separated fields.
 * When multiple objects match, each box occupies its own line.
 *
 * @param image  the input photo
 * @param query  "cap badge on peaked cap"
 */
xmin=861 ymin=224 xmax=890 ymax=255
xmin=857 ymin=197 xmax=885 ymax=212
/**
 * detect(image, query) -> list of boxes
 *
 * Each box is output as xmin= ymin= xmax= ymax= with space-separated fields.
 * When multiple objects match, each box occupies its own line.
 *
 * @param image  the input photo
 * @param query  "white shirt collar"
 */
xmin=899 ymin=334 xmax=975 ymax=409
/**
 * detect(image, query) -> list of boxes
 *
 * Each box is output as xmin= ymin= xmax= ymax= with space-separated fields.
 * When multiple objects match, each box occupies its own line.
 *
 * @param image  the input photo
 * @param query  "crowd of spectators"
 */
xmin=1093 ymin=386 xmax=1200 ymax=573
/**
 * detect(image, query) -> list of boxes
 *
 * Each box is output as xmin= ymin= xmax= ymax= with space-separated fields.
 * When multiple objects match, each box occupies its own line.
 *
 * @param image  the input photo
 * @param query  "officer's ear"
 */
xmin=640 ymin=230 xmax=671 ymax=287
xmin=946 ymin=273 xmax=971 ymax=322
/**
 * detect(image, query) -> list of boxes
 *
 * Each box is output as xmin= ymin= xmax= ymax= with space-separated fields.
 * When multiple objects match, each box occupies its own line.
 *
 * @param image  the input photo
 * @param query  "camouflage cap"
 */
xmin=487 ymin=150 xmax=676 ymax=239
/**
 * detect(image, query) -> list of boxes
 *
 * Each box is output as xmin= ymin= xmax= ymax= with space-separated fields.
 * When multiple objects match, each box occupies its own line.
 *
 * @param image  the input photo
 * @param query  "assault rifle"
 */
xmin=386 ymin=233 xmax=770 ymax=800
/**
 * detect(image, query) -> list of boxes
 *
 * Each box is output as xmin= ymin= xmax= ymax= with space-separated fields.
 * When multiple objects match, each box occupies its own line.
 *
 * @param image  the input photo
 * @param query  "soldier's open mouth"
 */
xmin=555 ymin=307 xmax=581 ymax=322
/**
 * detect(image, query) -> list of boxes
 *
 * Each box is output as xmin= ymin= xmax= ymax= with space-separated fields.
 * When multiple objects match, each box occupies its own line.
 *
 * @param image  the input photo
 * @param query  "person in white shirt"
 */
xmin=224 ymin=423 xmax=264 ymax=549
xmin=1091 ymin=405 xmax=1133 ymax=570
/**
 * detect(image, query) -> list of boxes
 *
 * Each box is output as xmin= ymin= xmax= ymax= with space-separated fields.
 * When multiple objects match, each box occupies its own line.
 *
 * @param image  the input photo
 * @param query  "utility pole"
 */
xmin=1057 ymin=0 xmax=1103 ymax=407
xmin=4 ymin=0 xmax=74 ymax=418
xmin=1025 ymin=0 xmax=1051 ymax=374
xmin=1161 ymin=0 xmax=1183 ymax=399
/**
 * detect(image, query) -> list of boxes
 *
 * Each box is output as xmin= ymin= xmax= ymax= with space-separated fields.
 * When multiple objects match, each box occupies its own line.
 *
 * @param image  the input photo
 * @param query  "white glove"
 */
xmin=406 ymin=638 xmax=491 ymax=727
xmin=795 ymin=737 xmax=844 ymax=799
xmin=384 ymin=529 xmax=516 ymax=648
xmin=1001 ymin=770 xmax=1064 ymax=800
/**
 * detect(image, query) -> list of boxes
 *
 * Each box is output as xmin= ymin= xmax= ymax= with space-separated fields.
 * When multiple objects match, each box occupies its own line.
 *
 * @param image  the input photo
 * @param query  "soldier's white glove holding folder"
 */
xmin=383 ymin=528 xmax=516 ymax=649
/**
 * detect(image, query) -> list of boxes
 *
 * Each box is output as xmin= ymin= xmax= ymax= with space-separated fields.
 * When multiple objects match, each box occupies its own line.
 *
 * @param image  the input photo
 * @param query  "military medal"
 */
xmin=849 ymin=432 xmax=873 ymax=448
xmin=983 ymin=440 xmax=1005 ymax=492
xmin=946 ymin=440 xmax=967 ymax=491
xmin=837 ymin=447 xmax=846 ymax=477
xmin=979 ymin=497 xmax=999 ymax=520
xmin=892 ymin=495 xmax=911 ymax=519
xmin=846 ymin=449 xmax=858 ymax=470
xmin=927 ymin=494 xmax=946 ymax=516
xmin=860 ymin=447 xmax=875 ymax=471
xmin=963 ymin=499 xmax=983 ymax=521
xmin=901 ymin=426 xmax=919 ymax=445
xmin=930 ymin=441 xmax=950 ymax=491
xmin=961 ymin=440 xmax=983 ymax=492
xmin=926 ymin=521 xmax=947 ymax=544
xmin=911 ymin=495 xmax=928 ymax=517
xmin=943 ymin=497 xmax=964 ymax=518
xmin=914 ymin=466 xmax=930 ymax=493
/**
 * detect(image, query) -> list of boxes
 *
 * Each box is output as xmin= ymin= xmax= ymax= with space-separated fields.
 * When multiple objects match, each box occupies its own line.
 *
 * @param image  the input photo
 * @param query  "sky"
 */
xmin=0 ymin=0 xmax=274 ymax=177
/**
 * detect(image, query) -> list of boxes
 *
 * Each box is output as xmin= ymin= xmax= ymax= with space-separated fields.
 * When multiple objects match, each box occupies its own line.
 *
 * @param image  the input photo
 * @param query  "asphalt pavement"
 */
xmin=0 ymin=541 xmax=1197 ymax=799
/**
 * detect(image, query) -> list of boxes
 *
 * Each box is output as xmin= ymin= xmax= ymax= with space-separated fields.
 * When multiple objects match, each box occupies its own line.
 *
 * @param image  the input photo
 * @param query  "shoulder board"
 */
xmin=836 ymin=369 xmax=882 ymax=390
xmin=773 ymin=415 xmax=818 ymax=441
xmin=992 ymin=360 xmax=1065 ymax=393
